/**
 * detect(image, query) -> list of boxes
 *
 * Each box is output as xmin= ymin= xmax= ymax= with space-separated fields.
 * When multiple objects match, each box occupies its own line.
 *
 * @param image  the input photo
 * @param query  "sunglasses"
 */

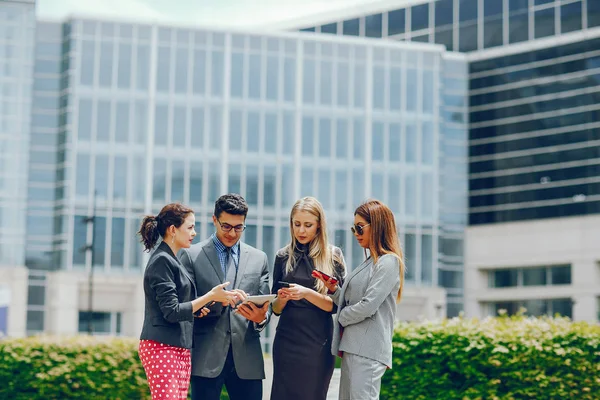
xmin=350 ymin=223 xmax=370 ymax=235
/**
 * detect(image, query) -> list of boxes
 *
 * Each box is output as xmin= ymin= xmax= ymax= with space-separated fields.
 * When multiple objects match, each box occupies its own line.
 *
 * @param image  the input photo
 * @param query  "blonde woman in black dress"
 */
xmin=270 ymin=197 xmax=346 ymax=400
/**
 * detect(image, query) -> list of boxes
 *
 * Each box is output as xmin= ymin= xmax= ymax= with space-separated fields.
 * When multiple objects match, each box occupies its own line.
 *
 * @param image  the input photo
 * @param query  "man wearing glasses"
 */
xmin=179 ymin=193 xmax=270 ymax=400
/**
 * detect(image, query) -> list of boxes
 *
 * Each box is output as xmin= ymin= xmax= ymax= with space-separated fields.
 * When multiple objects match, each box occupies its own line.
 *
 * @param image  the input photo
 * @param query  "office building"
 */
xmin=278 ymin=0 xmax=600 ymax=322
xmin=1 ymin=16 xmax=467 ymax=340
xmin=0 ymin=0 xmax=35 ymax=337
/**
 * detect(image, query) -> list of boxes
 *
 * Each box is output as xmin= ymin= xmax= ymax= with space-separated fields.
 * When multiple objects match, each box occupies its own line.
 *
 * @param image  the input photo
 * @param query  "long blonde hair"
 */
xmin=354 ymin=199 xmax=405 ymax=302
xmin=285 ymin=197 xmax=342 ymax=294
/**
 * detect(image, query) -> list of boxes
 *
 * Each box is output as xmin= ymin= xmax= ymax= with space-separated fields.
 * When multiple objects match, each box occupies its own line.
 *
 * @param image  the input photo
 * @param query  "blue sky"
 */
xmin=36 ymin=0 xmax=383 ymax=28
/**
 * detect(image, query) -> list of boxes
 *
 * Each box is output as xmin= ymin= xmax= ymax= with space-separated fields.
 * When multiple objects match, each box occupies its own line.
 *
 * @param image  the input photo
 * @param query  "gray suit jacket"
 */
xmin=330 ymin=254 xmax=400 ymax=368
xmin=179 ymin=238 xmax=270 ymax=379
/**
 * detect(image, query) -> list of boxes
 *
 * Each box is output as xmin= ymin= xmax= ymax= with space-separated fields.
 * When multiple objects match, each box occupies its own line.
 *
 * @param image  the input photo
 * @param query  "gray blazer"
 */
xmin=139 ymin=241 xmax=197 ymax=349
xmin=179 ymin=238 xmax=270 ymax=380
xmin=330 ymin=254 xmax=400 ymax=368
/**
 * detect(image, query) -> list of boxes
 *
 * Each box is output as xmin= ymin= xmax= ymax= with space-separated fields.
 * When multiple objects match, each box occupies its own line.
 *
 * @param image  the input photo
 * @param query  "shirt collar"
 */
xmin=212 ymin=234 xmax=240 ymax=255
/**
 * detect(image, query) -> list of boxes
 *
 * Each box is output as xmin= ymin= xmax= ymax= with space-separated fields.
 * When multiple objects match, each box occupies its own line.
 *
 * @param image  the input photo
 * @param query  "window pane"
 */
xmin=73 ymin=216 xmax=87 ymax=264
xmin=365 ymin=13 xmax=383 ymax=38
xmin=411 ymin=3 xmax=429 ymax=31
xmin=459 ymin=22 xmax=478 ymax=52
xmin=459 ymin=0 xmax=478 ymax=22
xmin=318 ymin=169 xmax=330 ymax=209
xmin=171 ymin=160 xmax=184 ymax=202
xmin=353 ymin=169 xmax=364 ymax=206
xmin=229 ymin=109 xmax=242 ymax=151
xmin=154 ymin=104 xmax=168 ymax=146
xmin=334 ymin=170 xmax=347 ymax=210
xmin=247 ymin=112 xmax=260 ymax=153
xmin=80 ymin=40 xmax=95 ymax=85
xmin=421 ymin=173 xmax=433 ymax=218
xmin=230 ymin=52 xmax=244 ymax=98
xmin=283 ymin=57 xmax=295 ymax=102
xmin=302 ymin=117 xmax=313 ymax=156
xmin=320 ymin=23 xmax=337 ymax=34
xmin=173 ymin=106 xmax=186 ymax=147
xmin=510 ymin=12 xmax=529 ymax=43
xmin=134 ymin=101 xmax=147 ymax=144
xmin=421 ymin=234 xmax=432 ymax=285
xmin=283 ymin=112 xmax=294 ymax=155
xmin=561 ymin=2 xmax=582 ymax=34
xmin=132 ymin=155 xmax=145 ymax=204
xmin=353 ymin=64 xmax=366 ymax=107
xmin=484 ymin=16 xmax=504 ymax=48
xmin=114 ymin=102 xmax=129 ymax=143
xmin=209 ymin=107 xmax=222 ymax=150
xmin=265 ymin=113 xmax=277 ymax=154
xmin=281 ymin=164 xmax=294 ymax=209
xmin=228 ymin=163 xmax=241 ymax=195
xmin=435 ymin=0 xmax=453 ymax=27
xmin=318 ymin=118 xmax=330 ymax=157
xmin=551 ymin=265 xmax=571 ymax=285
xmin=484 ymin=0 xmax=503 ymax=17
xmin=320 ymin=60 xmax=332 ymax=105
xmin=193 ymin=49 xmax=206 ymax=94
xmin=336 ymin=119 xmax=348 ymax=158
xmin=153 ymin=158 xmax=166 ymax=203
xmin=353 ymin=119 xmax=364 ymax=159
xmin=343 ymin=18 xmax=360 ymax=36
xmin=405 ymin=172 xmax=416 ymax=217
xmin=117 ymin=43 xmax=132 ymax=89
xmin=264 ymin=168 xmax=276 ymax=207
xmin=303 ymin=59 xmax=315 ymax=104
xmin=246 ymin=165 xmax=259 ymax=205
xmin=156 ymin=46 xmax=170 ymax=92
xmin=551 ymin=298 xmax=572 ymax=318
xmin=266 ymin=55 xmax=278 ymax=100
xmin=406 ymin=123 xmax=417 ymax=163
xmin=189 ymin=161 xmax=203 ymax=204
xmin=388 ymin=9 xmax=406 ymax=35
xmin=390 ymin=67 xmax=401 ymax=110
xmin=78 ymin=99 xmax=93 ymax=141
xmin=372 ymin=122 xmax=384 ymax=161
xmin=493 ymin=269 xmax=518 ymax=288
xmin=389 ymin=123 xmax=401 ymax=162
xmin=404 ymin=233 xmax=416 ymax=281
xmin=113 ymin=156 xmax=127 ymax=201
xmin=191 ymin=107 xmax=204 ymax=148
xmin=136 ymin=45 xmax=149 ymax=90
xmin=248 ymin=54 xmax=261 ymax=99
xmin=211 ymin=50 xmax=224 ymax=97
xmin=95 ymin=155 xmax=109 ymax=200
xmin=174 ymin=48 xmax=189 ymax=93
xmin=523 ymin=267 xmax=546 ymax=286
xmin=535 ymin=8 xmax=555 ymax=39
xmin=422 ymin=121 xmax=434 ymax=165
xmin=92 ymin=216 xmax=106 ymax=267
xmin=301 ymin=167 xmax=313 ymax=197
xmin=372 ymin=66 xmax=385 ymax=110
xmin=110 ymin=217 xmax=125 ymax=267
xmin=406 ymin=69 xmax=417 ymax=111
xmin=208 ymin=160 xmax=221 ymax=204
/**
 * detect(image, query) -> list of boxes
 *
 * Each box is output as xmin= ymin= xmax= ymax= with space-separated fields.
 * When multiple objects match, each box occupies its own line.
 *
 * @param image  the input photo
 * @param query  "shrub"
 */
xmin=381 ymin=314 xmax=600 ymax=400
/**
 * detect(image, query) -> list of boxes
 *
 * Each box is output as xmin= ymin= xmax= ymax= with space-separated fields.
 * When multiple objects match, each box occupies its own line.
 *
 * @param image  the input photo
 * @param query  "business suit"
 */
xmin=179 ymin=236 xmax=270 ymax=400
xmin=330 ymin=254 xmax=400 ymax=400
xmin=139 ymin=241 xmax=197 ymax=400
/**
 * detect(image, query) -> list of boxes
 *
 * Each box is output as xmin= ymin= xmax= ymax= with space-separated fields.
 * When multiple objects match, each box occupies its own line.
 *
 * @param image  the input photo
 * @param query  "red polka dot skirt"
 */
xmin=139 ymin=340 xmax=191 ymax=400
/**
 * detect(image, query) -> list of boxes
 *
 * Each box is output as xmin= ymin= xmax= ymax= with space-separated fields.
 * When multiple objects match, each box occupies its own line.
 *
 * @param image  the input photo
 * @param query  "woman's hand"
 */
xmin=278 ymin=283 xmax=311 ymax=301
xmin=195 ymin=307 xmax=211 ymax=318
xmin=208 ymin=282 xmax=239 ymax=307
xmin=312 ymin=271 xmax=339 ymax=293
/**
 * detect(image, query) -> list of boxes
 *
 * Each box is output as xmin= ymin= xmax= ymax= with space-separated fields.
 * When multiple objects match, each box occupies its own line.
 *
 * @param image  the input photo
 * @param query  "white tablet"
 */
xmin=242 ymin=294 xmax=276 ymax=305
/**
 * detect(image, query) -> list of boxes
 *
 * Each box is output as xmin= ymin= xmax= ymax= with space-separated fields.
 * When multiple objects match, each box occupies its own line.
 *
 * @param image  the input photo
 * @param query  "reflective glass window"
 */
xmin=318 ymin=169 xmax=331 ymax=208
xmin=171 ymin=160 xmax=184 ymax=202
xmin=320 ymin=60 xmax=333 ymax=105
xmin=334 ymin=170 xmax=348 ymax=209
xmin=136 ymin=45 xmax=150 ymax=90
xmin=406 ymin=69 xmax=417 ymax=111
xmin=117 ymin=43 xmax=131 ymax=89
xmin=174 ymin=48 xmax=189 ymax=93
xmin=337 ymin=62 xmax=350 ymax=106
xmin=390 ymin=66 xmax=402 ymax=110
xmin=173 ymin=106 xmax=186 ymax=147
xmin=283 ymin=57 xmax=295 ymax=102
xmin=283 ymin=111 xmax=294 ymax=155
xmin=110 ymin=217 xmax=125 ymax=267
xmin=365 ymin=14 xmax=383 ymax=38
xmin=336 ymin=119 xmax=348 ymax=158
xmin=320 ymin=23 xmax=337 ymax=34
xmin=266 ymin=55 xmax=278 ymax=101
xmin=211 ymin=50 xmax=224 ymax=97
xmin=208 ymin=160 xmax=221 ymax=203
xmin=228 ymin=163 xmax=241 ymax=195
xmin=509 ymin=0 xmax=528 ymax=12
xmin=78 ymin=98 xmax=93 ymax=141
xmin=247 ymin=112 xmax=260 ymax=153
xmin=95 ymin=154 xmax=109 ymax=200
xmin=209 ymin=107 xmax=221 ymax=150
xmin=353 ymin=119 xmax=364 ymax=159
xmin=411 ymin=3 xmax=429 ymax=31
xmin=561 ymin=1 xmax=582 ymax=34
xmin=114 ymin=102 xmax=129 ymax=143
xmin=190 ymin=107 xmax=204 ymax=149
xmin=421 ymin=234 xmax=433 ymax=284
xmin=353 ymin=63 xmax=366 ymax=108
xmin=371 ymin=122 xmax=384 ymax=161
xmin=265 ymin=113 xmax=277 ymax=154
xmin=152 ymin=158 xmax=167 ymax=202
xmin=246 ymin=165 xmax=259 ymax=205
xmin=353 ymin=169 xmax=364 ymax=206
xmin=589 ymin=0 xmax=600 ymax=28
xmin=302 ymin=116 xmax=314 ymax=156
xmin=459 ymin=0 xmax=478 ymax=22
xmin=535 ymin=7 xmax=555 ymax=39
xmin=435 ymin=0 xmax=453 ymax=27
xmin=388 ymin=9 xmax=406 ymax=35
xmin=154 ymin=104 xmax=168 ymax=146
xmin=389 ymin=123 xmax=401 ymax=162
xmin=92 ymin=216 xmax=106 ymax=267
xmin=193 ymin=49 xmax=206 ymax=95
xmin=343 ymin=19 xmax=360 ymax=36
xmin=318 ymin=118 xmax=331 ymax=157
xmin=113 ymin=156 xmax=127 ymax=201
xmin=281 ymin=164 xmax=294 ymax=208
xmin=76 ymin=154 xmax=90 ymax=197
xmin=303 ymin=58 xmax=315 ymax=104
xmin=484 ymin=16 xmax=503 ymax=48
xmin=249 ymin=54 xmax=261 ymax=99
xmin=509 ymin=11 xmax=529 ymax=43
xmin=404 ymin=233 xmax=416 ymax=281
xmin=156 ymin=46 xmax=171 ymax=92
xmin=96 ymin=101 xmax=111 ymax=142
xmin=459 ymin=22 xmax=478 ymax=52
xmin=405 ymin=172 xmax=416 ymax=217
xmin=189 ymin=161 xmax=203 ymax=204
xmin=133 ymin=155 xmax=146 ymax=203
xmin=73 ymin=216 xmax=87 ymax=264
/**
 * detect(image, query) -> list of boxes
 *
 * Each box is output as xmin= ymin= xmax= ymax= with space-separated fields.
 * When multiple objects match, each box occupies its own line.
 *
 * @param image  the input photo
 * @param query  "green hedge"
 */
xmin=1 ymin=314 xmax=598 ymax=399
xmin=382 ymin=313 xmax=600 ymax=400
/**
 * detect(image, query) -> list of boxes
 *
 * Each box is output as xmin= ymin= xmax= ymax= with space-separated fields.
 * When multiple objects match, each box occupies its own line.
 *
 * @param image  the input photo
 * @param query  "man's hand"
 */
xmin=235 ymin=301 xmax=269 ymax=324
xmin=194 ymin=307 xmax=210 ymax=318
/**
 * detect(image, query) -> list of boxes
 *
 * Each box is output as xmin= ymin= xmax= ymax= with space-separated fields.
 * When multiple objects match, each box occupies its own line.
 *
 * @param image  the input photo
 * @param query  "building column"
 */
xmin=2 ymin=265 xmax=28 ymax=337
xmin=571 ymin=259 xmax=600 ymax=322
xmin=45 ymin=270 xmax=80 ymax=335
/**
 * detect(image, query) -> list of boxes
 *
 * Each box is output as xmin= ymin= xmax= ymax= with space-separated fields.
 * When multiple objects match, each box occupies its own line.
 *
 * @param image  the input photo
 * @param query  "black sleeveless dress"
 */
xmin=270 ymin=244 xmax=345 ymax=400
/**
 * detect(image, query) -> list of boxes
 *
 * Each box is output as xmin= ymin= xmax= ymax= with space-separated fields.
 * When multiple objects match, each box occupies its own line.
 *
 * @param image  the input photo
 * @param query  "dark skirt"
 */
xmin=270 ymin=305 xmax=335 ymax=400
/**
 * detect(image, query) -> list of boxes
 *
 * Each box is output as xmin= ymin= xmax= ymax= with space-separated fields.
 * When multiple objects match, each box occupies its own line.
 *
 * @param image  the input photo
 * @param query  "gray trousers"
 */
xmin=338 ymin=353 xmax=387 ymax=400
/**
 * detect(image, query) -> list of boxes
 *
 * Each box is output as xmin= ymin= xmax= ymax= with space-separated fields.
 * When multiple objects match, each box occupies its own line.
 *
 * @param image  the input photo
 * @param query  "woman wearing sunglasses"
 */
xmin=314 ymin=199 xmax=405 ymax=400
xmin=270 ymin=197 xmax=346 ymax=400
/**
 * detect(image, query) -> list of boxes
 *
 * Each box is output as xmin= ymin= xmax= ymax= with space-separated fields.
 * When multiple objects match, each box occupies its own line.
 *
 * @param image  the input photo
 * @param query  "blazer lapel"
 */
xmin=235 ymin=242 xmax=250 ymax=288
xmin=339 ymin=257 xmax=372 ymax=303
xmin=202 ymin=241 xmax=225 ymax=282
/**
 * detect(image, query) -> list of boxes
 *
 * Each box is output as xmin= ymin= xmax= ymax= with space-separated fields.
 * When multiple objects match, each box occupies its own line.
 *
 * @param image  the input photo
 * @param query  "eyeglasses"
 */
xmin=350 ymin=223 xmax=370 ymax=235
xmin=218 ymin=219 xmax=246 ymax=233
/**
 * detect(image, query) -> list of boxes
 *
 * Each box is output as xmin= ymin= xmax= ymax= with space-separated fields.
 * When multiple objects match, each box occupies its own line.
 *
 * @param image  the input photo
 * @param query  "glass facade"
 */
xmin=18 ymin=19 xmax=466 ymax=322
xmin=301 ymin=0 xmax=600 ymax=52
xmin=0 ymin=0 xmax=35 ymax=267
xmin=469 ymin=37 xmax=600 ymax=224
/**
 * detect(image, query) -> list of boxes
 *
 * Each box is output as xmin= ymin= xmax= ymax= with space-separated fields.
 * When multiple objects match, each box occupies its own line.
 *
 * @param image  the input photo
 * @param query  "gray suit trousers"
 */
xmin=339 ymin=353 xmax=387 ymax=400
